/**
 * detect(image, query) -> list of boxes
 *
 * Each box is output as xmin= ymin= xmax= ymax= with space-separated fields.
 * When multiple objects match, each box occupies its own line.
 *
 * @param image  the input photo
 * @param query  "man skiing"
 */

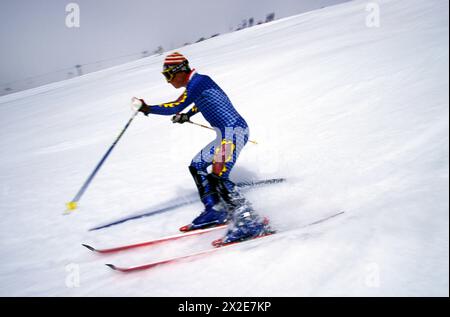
xmin=135 ymin=52 xmax=272 ymax=245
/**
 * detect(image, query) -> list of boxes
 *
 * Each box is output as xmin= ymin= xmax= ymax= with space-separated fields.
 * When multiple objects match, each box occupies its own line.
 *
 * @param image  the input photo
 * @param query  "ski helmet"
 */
xmin=161 ymin=52 xmax=191 ymax=82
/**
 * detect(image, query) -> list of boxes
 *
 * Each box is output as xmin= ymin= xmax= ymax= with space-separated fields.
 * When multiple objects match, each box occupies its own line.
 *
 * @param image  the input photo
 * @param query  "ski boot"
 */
xmin=180 ymin=201 xmax=229 ymax=232
xmin=181 ymin=166 xmax=230 ymax=232
xmin=205 ymin=174 xmax=274 ymax=246
xmin=212 ymin=206 xmax=274 ymax=247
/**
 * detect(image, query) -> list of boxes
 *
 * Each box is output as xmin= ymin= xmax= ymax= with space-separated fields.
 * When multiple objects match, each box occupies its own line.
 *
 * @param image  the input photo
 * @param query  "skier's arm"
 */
xmin=185 ymin=105 xmax=199 ymax=118
xmin=146 ymin=90 xmax=193 ymax=116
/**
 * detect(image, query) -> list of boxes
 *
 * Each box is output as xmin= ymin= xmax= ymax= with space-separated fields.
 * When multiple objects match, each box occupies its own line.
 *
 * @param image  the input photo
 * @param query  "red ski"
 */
xmin=103 ymin=211 xmax=345 ymax=273
xmin=82 ymin=224 xmax=227 ymax=254
xmin=105 ymin=232 xmax=275 ymax=273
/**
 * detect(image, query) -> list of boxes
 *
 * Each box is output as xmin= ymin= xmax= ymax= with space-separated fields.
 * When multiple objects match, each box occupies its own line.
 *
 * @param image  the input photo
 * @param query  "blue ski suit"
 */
xmin=148 ymin=71 xmax=249 ymax=208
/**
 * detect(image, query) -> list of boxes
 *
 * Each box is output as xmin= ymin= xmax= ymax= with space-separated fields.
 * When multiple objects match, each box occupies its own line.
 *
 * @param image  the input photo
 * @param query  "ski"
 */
xmin=105 ymin=232 xmax=275 ymax=273
xmin=82 ymin=224 xmax=227 ymax=254
xmin=104 ymin=211 xmax=345 ymax=273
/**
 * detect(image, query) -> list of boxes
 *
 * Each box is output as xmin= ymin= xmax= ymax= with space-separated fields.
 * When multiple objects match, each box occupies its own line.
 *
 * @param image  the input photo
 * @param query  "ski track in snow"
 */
xmin=0 ymin=0 xmax=448 ymax=296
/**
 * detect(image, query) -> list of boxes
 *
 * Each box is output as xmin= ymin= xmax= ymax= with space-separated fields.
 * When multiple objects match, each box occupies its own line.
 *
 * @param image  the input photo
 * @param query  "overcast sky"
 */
xmin=0 ymin=0 xmax=348 ymax=88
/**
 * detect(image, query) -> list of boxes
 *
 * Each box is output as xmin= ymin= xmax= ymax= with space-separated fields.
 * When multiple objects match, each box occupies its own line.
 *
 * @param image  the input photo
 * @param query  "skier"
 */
xmin=134 ymin=52 xmax=272 ymax=245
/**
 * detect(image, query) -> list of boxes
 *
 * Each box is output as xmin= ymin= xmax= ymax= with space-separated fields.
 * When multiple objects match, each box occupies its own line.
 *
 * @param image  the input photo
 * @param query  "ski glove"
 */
xmin=131 ymin=97 xmax=151 ymax=116
xmin=171 ymin=113 xmax=190 ymax=124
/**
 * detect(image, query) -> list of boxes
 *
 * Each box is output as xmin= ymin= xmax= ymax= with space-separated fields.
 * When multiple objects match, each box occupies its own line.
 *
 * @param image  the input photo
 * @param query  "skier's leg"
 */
xmin=185 ymin=138 xmax=228 ymax=230
xmin=215 ymin=172 xmax=273 ymax=244
xmin=209 ymin=126 xmax=251 ymax=210
xmin=189 ymin=165 xmax=219 ymax=210
xmin=209 ymin=128 xmax=273 ymax=244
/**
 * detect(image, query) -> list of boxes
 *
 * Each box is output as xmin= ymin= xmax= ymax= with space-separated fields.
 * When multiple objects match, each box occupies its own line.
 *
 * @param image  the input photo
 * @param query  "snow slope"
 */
xmin=0 ymin=0 xmax=448 ymax=296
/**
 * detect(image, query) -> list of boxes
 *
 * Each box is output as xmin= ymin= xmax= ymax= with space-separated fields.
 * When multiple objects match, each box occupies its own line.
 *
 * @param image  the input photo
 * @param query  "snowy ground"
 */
xmin=0 ymin=0 xmax=448 ymax=296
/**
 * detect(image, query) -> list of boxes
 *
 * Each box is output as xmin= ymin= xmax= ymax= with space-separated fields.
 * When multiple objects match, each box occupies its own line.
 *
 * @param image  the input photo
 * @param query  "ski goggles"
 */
xmin=161 ymin=60 xmax=189 ymax=82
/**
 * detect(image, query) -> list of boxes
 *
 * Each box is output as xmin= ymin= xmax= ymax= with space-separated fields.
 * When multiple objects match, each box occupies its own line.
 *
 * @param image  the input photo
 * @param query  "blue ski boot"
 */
xmin=186 ymin=200 xmax=228 ymax=231
xmin=180 ymin=166 xmax=230 ymax=232
xmin=206 ymin=174 xmax=275 ymax=246
xmin=213 ymin=205 xmax=274 ymax=246
xmin=180 ymin=195 xmax=228 ymax=232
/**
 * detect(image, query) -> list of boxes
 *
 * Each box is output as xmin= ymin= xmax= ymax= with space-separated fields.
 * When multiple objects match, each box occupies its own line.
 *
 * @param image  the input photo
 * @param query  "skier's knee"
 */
xmin=212 ymin=161 xmax=225 ymax=176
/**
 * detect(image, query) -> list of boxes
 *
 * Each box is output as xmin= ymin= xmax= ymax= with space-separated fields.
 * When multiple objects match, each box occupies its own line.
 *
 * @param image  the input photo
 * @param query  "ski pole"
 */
xmin=187 ymin=120 xmax=258 ymax=145
xmin=65 ymin=102 xmax=141 ymax=213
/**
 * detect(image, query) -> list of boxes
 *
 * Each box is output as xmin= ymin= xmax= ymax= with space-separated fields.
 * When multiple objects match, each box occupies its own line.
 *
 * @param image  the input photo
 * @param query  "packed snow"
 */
xmin=0 ymin=0 xmax=448 ymax=296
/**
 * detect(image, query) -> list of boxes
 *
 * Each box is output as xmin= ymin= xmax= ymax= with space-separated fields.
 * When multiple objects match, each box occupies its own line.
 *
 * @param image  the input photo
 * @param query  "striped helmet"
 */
xmin=164 ymin=52 xmax=188 ymax=66
xmin=162 ymin=52 xmax=191 ymax=82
